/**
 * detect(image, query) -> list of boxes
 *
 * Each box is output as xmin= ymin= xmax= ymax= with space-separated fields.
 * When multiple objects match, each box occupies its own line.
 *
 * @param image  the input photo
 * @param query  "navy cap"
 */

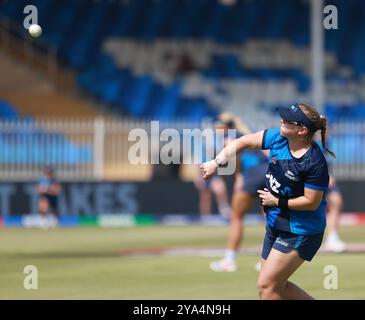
xmin=277 ymin=104 xmax=318 ymax=133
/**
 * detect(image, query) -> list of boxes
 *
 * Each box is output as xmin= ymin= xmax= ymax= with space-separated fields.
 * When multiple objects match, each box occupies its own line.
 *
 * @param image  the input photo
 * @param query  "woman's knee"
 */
xmin=334 ymin=193 xmax=344 ymax=209
xmin=328 ymin=192 xmax=343 ymax=210
xmin=230 ymin=206 xmax=243 ymax=221
xmin=257 ymin=280 xmax=272 ymax=299
xmin=211 ymin=179 xmax=226 ymax=194
xmin=257 ymin=278 xmax=284 ymax=299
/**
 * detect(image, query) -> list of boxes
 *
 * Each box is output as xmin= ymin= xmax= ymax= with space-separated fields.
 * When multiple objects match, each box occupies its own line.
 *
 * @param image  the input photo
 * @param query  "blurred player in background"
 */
xmin=322 ymin=132 xmax=346 ymax=252
xmin=323 ymin=175 xmax=346 ymax=252
xmin=194 ymin=119 xmax=231 ymax=218
xmin=36 ymin=166 xmax=61 ymax=228
xmin=210 ymin=113 xmax=269 ymax=272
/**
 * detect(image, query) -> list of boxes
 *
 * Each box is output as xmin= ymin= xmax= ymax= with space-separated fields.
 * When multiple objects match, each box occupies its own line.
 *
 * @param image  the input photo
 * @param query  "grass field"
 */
xmin=0 ymin=225 xmax=365 ymax=299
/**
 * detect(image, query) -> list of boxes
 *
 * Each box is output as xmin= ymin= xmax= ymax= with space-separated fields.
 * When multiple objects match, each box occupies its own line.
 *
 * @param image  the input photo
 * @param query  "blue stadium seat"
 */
xmin=0 ymin=101 xmax=18 ymax=118
xmin=0 ymin=0 xmax=364 ymax=123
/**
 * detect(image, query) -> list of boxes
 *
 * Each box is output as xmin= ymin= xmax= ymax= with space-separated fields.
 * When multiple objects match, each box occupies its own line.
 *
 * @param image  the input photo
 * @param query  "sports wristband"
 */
xmin=278 ymin=197 xmax=289 ymax=210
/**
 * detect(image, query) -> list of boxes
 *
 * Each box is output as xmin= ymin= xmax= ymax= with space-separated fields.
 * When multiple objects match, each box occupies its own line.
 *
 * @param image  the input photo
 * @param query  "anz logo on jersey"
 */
xmin=266 ymin=173 xmax=294 ymax=197
xmin=266 ymin=173 xmax=281 ymax=194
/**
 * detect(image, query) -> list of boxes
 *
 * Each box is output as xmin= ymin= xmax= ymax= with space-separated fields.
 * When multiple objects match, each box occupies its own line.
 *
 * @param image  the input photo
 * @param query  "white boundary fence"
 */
xmin=0 ymin=118 xmax=365 ymax=181
xmin=0 ymin=118 xmax=204 ymax=181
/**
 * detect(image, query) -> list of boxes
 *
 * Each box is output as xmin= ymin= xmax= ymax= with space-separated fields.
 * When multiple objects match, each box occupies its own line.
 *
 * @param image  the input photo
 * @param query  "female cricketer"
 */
xmin=201 ymin=103 xmax=335 ymax=300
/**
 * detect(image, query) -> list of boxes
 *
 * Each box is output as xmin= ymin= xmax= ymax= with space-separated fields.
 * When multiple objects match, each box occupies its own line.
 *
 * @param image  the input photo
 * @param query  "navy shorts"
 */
xmin=40 ymin=194 xmax=58 ymax=211
xmin=241 ymin=163 xmax=267 ymax=196
xmin=261 ymin=225 xmax=324 ymax=262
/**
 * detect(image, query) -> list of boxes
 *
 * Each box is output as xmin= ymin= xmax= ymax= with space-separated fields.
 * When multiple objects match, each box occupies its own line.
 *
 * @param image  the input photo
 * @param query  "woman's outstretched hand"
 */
xmin=200 ymin=160 xmax=219 ymax=180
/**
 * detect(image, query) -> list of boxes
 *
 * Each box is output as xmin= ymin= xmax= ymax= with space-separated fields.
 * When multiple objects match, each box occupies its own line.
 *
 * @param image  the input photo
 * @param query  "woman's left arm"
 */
xmin=258 ymin=187 xmax=323 ymax=211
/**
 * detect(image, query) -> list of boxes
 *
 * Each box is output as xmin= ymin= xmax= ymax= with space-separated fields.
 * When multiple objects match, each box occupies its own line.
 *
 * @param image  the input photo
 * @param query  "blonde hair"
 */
xmin=218 ymin=112 xmax=251 ymax=135
xmin=299 ymin=103 xmax=336 ymax=158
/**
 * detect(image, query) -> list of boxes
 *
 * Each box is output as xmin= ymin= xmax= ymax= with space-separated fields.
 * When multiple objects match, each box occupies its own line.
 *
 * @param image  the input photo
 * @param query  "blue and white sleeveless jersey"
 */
xmin=262 ymin=128 xmax=329 ymax=235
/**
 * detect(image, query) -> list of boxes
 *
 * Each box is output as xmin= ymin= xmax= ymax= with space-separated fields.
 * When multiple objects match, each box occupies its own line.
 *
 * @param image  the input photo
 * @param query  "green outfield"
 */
xmin=0 ymin=225 xmax=365 ymax=299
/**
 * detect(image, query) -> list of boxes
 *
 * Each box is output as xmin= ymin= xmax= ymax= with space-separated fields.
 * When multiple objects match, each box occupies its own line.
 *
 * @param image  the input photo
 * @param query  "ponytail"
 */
xmin=320 ymin=115 xmax=336 ymax=158
xmin=298 ymin=103 xmax=336 ymax=158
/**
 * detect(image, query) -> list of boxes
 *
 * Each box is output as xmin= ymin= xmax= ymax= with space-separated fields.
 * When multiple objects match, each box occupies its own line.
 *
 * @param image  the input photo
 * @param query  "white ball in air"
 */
xmin=29 ymin=24 xmax=42 ymax=38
